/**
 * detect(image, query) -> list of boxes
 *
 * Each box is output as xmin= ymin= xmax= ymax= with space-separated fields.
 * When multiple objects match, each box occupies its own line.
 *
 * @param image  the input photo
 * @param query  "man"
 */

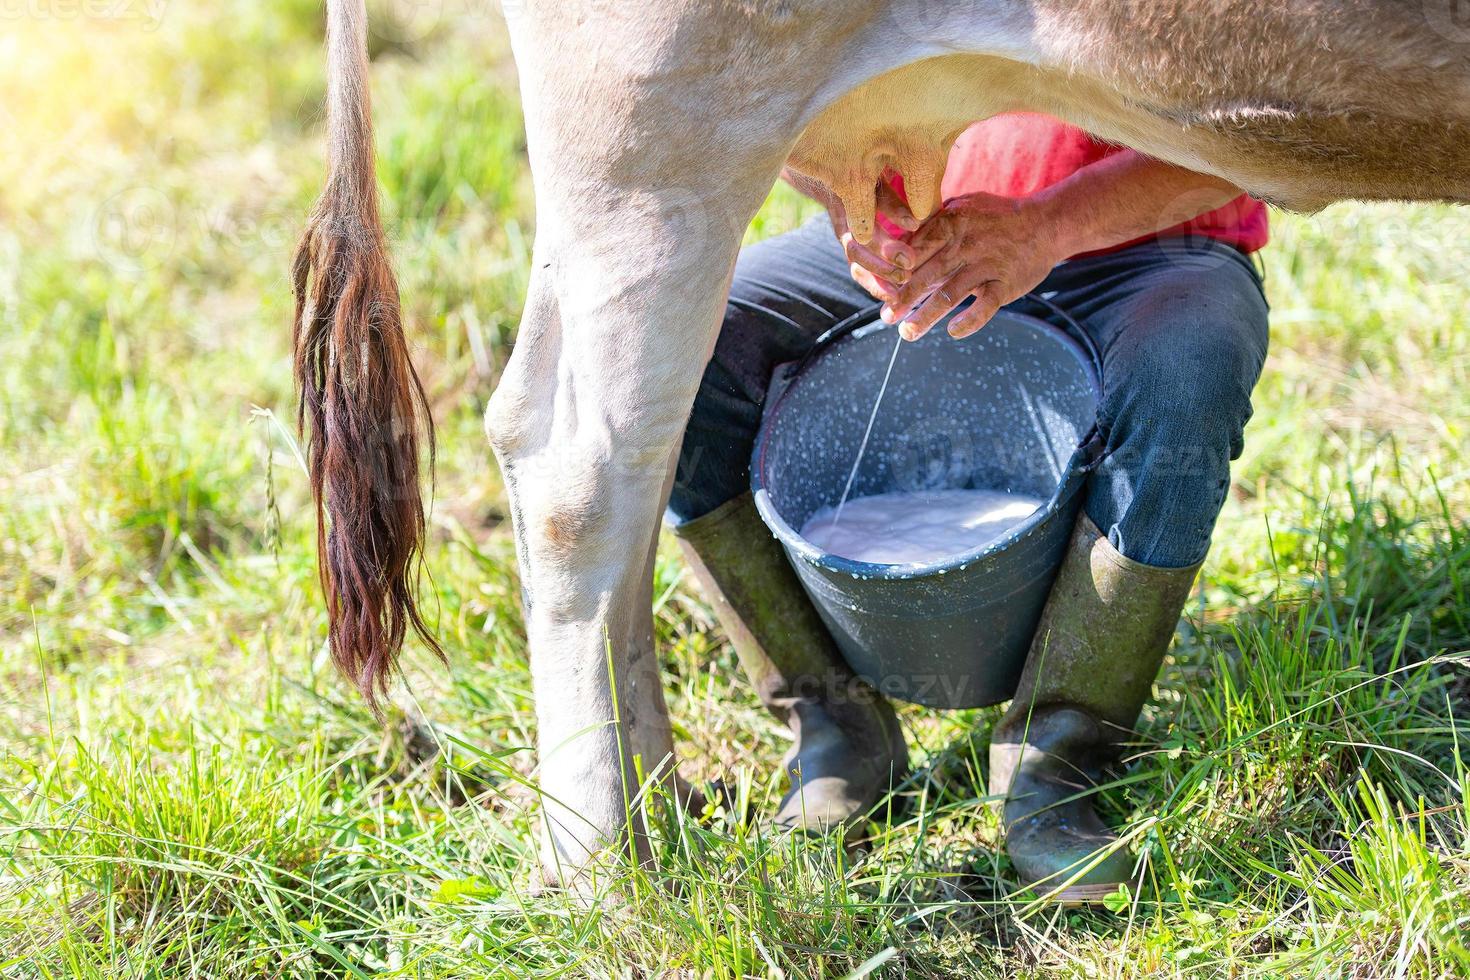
xmin=667 ymin=113 xmax=1270 ymax=902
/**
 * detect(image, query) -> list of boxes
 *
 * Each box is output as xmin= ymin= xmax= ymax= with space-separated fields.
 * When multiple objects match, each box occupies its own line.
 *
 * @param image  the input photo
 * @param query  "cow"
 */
xmin=292 ymin=0 xmax=1470 ymax=883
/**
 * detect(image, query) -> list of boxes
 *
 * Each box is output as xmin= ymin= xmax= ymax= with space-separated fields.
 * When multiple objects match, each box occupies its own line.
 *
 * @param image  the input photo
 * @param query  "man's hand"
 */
xmin=788 ymin=152 xmax=1245 ymax=339
xmin=874 ymin=151 xmax=1244 ymax=341
xmin=781 ymin=168 xmax=919 ymax=303
xmin=879 ymin=191 xmax=1068 ymax=341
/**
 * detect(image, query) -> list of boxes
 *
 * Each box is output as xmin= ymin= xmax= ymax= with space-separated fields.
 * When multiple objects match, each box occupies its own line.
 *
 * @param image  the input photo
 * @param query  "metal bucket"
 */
xmin=751 ymin=301 xmax=1102 ymax=709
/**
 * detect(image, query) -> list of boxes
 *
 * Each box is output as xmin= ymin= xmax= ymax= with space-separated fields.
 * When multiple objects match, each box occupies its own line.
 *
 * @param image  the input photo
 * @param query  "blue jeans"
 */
xmin=667 ymin=216 xmax=1270 ymax=569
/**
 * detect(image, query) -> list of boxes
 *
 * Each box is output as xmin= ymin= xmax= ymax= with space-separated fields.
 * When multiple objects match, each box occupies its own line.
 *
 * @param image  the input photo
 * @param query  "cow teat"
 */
xmin=827 ymin=142 xmax=950 ymax=244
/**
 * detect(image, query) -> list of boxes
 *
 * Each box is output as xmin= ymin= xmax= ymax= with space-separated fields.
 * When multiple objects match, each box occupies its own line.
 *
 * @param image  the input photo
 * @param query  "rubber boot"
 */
xmin=673 ymin=492 xmax=908 ymax=832
xmin=989 ymin=514 xmax=1202 ymax=903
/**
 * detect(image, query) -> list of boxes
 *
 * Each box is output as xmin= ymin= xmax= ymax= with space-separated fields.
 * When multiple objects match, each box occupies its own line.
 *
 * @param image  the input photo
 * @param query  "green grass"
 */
xmin=2 ymin=4 xmax=1469 ymax=977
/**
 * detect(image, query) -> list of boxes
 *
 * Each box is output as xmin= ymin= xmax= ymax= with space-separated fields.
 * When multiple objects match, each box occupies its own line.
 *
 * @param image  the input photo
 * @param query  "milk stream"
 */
xmin=816 ymin=328 xmax=1039 ymax=565
xmin=802 ymin=488 xmax=1043 ymax=565
xmin=832 ymin=332 xmax=903 ymax=527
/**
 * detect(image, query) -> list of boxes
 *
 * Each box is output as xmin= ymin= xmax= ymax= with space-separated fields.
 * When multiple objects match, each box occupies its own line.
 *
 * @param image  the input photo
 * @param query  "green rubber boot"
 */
xmin=674 ymin=493 xmax=908 ymax=832
xmin=990 ymin=515 xmax=1202 ymax=903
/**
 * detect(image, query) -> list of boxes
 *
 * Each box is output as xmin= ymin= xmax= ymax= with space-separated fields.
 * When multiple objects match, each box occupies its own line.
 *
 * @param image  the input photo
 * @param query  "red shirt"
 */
xmin=885 ymin=113 xmax=1269 ymax=256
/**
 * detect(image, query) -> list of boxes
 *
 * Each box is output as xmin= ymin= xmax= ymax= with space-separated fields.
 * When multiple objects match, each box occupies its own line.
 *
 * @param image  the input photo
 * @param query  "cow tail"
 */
xmin=291 ymin=0 xmax=441 ymax=712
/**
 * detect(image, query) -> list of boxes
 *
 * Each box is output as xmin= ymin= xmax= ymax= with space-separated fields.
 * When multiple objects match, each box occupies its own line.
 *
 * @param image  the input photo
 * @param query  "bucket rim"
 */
xmin=750 ymin=307 xmax=1102 ymax=580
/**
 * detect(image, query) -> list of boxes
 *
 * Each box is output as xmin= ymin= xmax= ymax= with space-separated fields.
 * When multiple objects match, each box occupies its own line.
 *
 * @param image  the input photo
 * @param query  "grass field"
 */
xmin=3 ymin=4 xmax=1470 ymax=977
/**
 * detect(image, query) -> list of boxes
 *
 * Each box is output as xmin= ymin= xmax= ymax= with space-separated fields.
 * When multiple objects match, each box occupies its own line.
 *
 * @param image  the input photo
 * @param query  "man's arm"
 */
xmin=1038 ymin=150 xmax=1242 ymax=257
xmin=880 ymin=151 xmax=1246 ymax=340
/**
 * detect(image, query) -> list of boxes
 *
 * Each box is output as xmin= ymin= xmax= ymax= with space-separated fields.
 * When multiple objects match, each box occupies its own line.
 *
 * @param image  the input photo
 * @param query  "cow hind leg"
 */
xmin=487 ymin=139 xmax=793 ymax=882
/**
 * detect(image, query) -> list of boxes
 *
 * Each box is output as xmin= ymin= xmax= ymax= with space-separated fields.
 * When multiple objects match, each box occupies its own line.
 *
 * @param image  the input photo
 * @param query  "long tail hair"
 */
xmin=291 ymin=0 xmax=440 ymax=710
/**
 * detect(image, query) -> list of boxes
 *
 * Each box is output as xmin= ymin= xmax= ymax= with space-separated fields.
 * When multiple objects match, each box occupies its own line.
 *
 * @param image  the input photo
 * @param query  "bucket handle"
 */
xmin=788 ymin=301 xmax=886 ymax=379
xmin=1018 ymin=291 xmax=1103 ymax=384
xmin=788 ymin=294 xmax=1109 ymax=470
xmin=789 ymin=293 xmax=1103 ymax=382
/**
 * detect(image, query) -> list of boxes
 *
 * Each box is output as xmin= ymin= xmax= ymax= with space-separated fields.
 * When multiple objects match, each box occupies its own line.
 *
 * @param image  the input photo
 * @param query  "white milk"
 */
xmin=800 ymin=488 xmax=1043 ymax=565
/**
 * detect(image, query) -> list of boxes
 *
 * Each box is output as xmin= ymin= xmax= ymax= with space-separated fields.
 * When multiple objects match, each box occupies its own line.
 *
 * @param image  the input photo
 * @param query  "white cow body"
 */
xmin=300 ymin=0 xmax=1470 ymax=882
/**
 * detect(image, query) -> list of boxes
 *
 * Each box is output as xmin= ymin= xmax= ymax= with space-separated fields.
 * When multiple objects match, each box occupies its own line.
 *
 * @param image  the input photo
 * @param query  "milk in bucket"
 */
xmin=801 ymin=488 xmax=1043 ymax=565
